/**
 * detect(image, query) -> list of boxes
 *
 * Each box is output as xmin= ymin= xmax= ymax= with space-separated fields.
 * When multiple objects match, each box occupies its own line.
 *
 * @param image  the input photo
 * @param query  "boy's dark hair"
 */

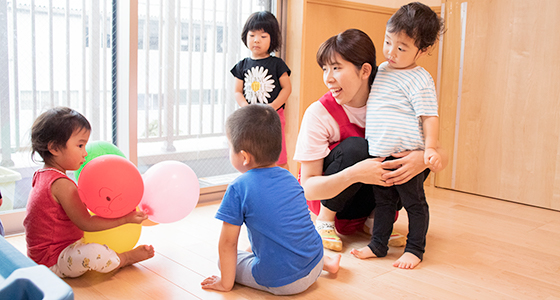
xmin=241 ymin=11 xmax=282 ymax=54
xmin=31 ymin=107 xmax=91 ymax=164
xmin=226 ymin=104 xmax=281 ymax=166
xmin=387 ymin=2 xmax=444 ymax=52
xmin=316 ymin=28 xmax=377 ymax=87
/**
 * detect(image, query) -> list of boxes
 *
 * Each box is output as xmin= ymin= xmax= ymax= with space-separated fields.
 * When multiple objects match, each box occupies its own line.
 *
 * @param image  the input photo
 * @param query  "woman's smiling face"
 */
xmin=322 ymin=53 xmax=371 ymax=107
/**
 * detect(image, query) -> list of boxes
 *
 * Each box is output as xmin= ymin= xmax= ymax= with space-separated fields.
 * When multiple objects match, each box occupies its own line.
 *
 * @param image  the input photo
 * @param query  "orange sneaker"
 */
xmin=316 ymin=222 xmax=342 ymax=252
xmin=388 ymin=232 xmax=406 ymax=247
xmin=363 ymin=220 xmax=406 ymax=247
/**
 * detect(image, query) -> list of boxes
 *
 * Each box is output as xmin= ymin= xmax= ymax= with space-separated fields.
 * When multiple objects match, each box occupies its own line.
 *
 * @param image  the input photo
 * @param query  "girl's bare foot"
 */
xmin=118 ymin=245 xmax=155 ymax=268
xmin=323 ymin=254 xmax=341 ymax=274
xmin=350 ymin=246 xmax=377 ymax=259
xmin=392 ymin=252 xmax=421 ymax=269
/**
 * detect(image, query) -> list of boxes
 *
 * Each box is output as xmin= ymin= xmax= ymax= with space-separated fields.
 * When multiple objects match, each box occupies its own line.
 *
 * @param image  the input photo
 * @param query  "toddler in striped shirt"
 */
xmin=352 ymin=2 xmax=445 ymax=269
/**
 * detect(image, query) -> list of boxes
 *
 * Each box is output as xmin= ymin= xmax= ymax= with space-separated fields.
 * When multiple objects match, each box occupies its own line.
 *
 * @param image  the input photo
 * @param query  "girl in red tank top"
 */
xmin=25 ymin=107 xmax=154 ymax=278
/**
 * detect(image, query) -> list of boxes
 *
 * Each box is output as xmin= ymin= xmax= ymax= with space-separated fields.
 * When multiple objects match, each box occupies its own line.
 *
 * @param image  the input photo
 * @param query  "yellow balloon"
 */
xmin=83 ymin=223 xmax=142 ymax=253
xmin=141 ymin=218 xmax=159 ymax=227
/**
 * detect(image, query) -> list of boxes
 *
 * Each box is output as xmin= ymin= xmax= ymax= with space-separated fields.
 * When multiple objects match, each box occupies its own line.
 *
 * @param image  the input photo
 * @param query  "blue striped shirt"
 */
xmin=365 ymin=62 xmax=438 ymax=157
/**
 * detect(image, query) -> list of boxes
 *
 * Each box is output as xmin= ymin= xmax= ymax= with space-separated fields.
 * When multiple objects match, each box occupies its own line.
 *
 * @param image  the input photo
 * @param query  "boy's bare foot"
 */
xmin=323 ymin=253 xmax=341 ymax=274
xmin=392 ymin=252 xmax=421 ymax=269
xmin=118 ymin=245 xmax=155 ymax=268
xmin=350 ymin=246 xmax=377 ymax=259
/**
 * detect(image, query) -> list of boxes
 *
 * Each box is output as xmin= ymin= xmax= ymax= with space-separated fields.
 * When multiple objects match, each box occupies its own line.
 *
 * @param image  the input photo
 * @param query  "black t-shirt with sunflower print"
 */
xmin=231 ymin=56 xmax=291 ymax=109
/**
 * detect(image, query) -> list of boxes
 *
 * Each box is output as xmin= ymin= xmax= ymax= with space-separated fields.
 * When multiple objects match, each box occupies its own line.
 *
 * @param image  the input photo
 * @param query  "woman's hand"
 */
xmin=350 ymin=157 xmax=391 ymax=186
xmin=300 ymin=156 xmax=390 ymax=200
xmin=381 ymin=150 xmax=427 ymax=185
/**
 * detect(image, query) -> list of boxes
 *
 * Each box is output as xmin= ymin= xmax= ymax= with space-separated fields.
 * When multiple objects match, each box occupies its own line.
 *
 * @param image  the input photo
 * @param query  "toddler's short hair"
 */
xmin=387 ymin=2 xmax=444 ymax=52
xmin=226 ymin=104 xmax=281 ymax=166
xmin=241 ymin=11 xmax=282 ymax=54
xmin=31 ymin=107 xmax=91 ymax=164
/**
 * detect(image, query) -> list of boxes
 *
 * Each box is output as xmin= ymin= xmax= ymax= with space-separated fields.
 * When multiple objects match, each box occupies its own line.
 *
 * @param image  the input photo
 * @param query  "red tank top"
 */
xmin=319 ymin=92 xmax=365 ymax=149
xmin=24 ymin=169 xmax=84 ymax=267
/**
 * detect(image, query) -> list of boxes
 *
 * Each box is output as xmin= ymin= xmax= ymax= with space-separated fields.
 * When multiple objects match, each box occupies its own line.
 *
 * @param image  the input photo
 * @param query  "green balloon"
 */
xmin=75 ymin=141 xmax=126 ymax=181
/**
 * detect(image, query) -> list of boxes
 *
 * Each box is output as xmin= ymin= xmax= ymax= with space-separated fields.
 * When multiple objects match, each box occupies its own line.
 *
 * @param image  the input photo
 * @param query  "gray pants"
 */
xmin=226 ymin=250 xmax=323 ymax=296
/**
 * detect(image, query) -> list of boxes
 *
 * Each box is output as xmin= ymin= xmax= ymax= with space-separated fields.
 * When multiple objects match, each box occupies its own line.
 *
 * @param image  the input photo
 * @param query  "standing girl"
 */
xmin=24 ymin=107 xmax=154 ymax=278
xmin=231 ymin=11 xmax=292 ymax=169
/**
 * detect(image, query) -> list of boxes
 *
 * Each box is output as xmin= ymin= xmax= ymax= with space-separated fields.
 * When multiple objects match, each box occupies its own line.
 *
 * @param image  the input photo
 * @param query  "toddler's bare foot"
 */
xmin=350 ymin=246 xmax=377 ymax=259
xmin=392 ymin=252 xmax=421 ymax=269
xmin=323 ymin=253 xmax=341 ymax=274
xmin=118 ymin=245 xmax=155 ymax=268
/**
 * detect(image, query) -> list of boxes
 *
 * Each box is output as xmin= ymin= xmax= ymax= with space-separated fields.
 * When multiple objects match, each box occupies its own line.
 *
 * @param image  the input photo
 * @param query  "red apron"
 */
xmin=303 ymin=93 xmax=399 ymax=234
xmin=305 ymin=92 xmax=365 ymax=217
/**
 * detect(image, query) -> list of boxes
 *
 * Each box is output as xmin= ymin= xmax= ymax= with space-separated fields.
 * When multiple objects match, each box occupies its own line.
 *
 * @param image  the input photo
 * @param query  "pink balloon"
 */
xmin=78 ymin=155 xmax=144 ymax=218
xmin=139 ymin=161 xmax=200 ymax=223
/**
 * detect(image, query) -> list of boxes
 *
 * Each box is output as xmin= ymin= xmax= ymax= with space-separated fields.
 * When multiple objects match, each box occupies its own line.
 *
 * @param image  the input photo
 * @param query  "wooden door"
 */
xmin=436 ymin=0 xmax=560 ymax=210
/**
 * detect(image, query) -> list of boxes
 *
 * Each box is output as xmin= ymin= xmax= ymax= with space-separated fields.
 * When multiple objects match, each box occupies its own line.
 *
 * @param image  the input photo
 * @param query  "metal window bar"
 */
xmin=174 ymin=0 xmax=180 ymax=140
xmin=186 ymin=0 xmax=193 ymax=136
xmin=198 ymin=1 xmax=205 ymax=136
xmin=210 ymin=0 xmax=216 ymax=134
xmin=81 ymin=0 xmax=85 ymax=114
xmin=65 ymin=0 xmax=69 ymax=106
xmin=157 ymin=1 xmax=163 ymax=139
xmin=162 ymin=0 xmax=174 ymax=151
xmin=220 ymin=0 xmax=228 ymax=128
xmin=102 ymin=0 xmax=108 ymax=140
xmin=1 ymin=0 xmax=12 ymax=167
xmin=11 ymin=0 xmax=20 ymax=152
xmin=31 ymin=0 xmax=37 ymax=119
xmin=48 ymin=0 xmax=53 ymax=107
xmin=142 ymin=0 xmax=150 ymax=140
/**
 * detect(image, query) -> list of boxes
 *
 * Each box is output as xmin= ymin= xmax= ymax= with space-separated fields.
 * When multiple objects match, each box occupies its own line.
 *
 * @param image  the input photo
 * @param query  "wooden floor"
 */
xmin=6 ymin=186 xmax=560 ymax=299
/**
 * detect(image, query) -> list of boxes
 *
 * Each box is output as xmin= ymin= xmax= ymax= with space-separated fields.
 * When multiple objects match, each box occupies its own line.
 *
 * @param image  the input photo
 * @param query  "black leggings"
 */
xmin=321 ymin=137 xmax=429 ymax=221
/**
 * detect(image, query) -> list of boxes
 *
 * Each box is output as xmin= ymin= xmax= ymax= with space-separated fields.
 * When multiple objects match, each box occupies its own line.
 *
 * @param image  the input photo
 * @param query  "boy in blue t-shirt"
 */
xmin=201 ymin=104 xmax=340 ymax=296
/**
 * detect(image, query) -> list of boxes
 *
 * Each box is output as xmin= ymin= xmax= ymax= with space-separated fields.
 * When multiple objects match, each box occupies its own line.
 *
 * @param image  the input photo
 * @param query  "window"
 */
xmin=138 ymin=19 xmax=159 ymax=50
xmin=0 ymin=0 xmax=277 ymax=235
xmin=0 ymin=0 xmax=115 ymax=234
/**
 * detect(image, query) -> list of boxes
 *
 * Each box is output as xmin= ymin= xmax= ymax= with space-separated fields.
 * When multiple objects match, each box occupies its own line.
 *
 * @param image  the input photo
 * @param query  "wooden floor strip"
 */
xmin=6 ymin=186 xmax=560 ymax=299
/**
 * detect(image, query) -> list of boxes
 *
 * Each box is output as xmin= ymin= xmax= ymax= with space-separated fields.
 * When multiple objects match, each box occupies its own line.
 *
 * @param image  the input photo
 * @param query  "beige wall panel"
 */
xmin=435 ymin=1 xmax=463 ymax=189
xmin=351 ymin=0 xmax=441 ymax=8
xmin=285 ymin=1 xmax=306 ymax=173
xmin=300 ymin=1 xmax=392 ymax=116
xmin=437 ymin=0 xmax=560 ymax=210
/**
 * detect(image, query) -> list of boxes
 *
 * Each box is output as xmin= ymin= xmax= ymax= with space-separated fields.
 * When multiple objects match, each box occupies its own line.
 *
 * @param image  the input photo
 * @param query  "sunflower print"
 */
xmin=243 ymin=66 xmax=275 ymax=104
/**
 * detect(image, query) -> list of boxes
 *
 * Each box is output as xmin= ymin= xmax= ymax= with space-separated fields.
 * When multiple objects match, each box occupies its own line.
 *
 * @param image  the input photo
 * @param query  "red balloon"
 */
xmin=78 ymin=155 xmax=143 ymax=218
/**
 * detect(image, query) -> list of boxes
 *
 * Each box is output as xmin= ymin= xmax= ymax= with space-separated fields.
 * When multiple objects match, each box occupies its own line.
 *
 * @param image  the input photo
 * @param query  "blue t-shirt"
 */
xmin=215 ymin=167 xmax=323 ymax=287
